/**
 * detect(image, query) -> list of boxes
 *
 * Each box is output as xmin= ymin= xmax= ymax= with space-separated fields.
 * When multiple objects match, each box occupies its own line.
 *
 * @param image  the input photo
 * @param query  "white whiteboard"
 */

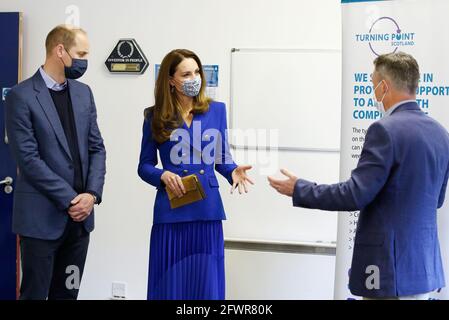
xmin=222 ymin=48 xmax=342 ymax=245
xmin=230 ymin=48 xmax=341 ymax=151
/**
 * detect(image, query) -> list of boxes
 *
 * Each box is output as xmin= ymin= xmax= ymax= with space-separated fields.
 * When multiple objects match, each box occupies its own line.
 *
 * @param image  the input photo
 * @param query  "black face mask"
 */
xmin=62 ymin=48 xmax=88 ymax=79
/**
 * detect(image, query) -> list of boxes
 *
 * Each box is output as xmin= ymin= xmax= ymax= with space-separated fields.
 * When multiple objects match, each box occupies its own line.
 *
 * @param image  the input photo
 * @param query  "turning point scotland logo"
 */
xmin=356 ymin=17 xmax=416 ymax=56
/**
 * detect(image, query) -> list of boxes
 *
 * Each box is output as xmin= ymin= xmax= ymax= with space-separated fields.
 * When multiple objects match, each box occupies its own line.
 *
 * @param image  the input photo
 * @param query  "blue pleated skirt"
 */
xmin=147 ymin=220 xmax=225 ymax=300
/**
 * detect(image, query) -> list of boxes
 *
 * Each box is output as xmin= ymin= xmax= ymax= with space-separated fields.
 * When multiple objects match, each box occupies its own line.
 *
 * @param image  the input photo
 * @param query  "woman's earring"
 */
xmin=170 ymin=86 xmax=175 ymax=93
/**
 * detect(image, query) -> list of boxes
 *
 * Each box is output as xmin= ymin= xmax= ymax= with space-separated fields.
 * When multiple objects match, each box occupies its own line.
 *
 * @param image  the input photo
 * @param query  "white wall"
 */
xmin=0 ymin=0 xmax=341 ymax=299
xmin=226 ymin=250 xmax=335 ymax=300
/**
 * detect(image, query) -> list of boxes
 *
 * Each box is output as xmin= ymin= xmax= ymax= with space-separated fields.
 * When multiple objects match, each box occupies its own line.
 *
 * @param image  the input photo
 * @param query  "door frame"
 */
xmin=16 ymin=11 xmax=23 ymax=300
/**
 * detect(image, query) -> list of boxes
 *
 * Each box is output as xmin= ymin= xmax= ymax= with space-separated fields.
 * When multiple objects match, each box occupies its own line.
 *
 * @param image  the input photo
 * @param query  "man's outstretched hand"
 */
xmin=267 ymin=169 xmax=298 ymax=197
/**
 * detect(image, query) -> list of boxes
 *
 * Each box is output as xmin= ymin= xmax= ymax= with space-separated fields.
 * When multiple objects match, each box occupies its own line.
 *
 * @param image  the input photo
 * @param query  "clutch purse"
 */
xmin=166 ymin=174 xmax=206 ymax=209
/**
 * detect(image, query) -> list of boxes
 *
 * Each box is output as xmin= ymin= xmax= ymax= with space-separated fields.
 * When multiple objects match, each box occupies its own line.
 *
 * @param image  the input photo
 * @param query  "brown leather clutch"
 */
xmin=166 ymin=174 xmax=206 ymax=209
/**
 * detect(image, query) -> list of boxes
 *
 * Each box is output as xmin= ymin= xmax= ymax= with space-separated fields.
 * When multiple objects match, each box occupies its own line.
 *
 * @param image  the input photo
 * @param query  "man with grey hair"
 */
xmin=268 ymin=52 xmax=449 ymax=300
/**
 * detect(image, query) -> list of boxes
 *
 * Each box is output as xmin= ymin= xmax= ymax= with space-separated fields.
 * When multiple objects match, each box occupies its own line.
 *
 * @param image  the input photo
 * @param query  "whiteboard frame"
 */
xmin=229 ymin=47 xmax=342 ymax=154
xmin=224 ymin=238 xmax=336 ymax=255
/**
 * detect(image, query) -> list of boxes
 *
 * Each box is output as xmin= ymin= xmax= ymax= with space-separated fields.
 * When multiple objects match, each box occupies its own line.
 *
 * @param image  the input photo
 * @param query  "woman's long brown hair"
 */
xmin=145 ymin=49 xmax=211 ymax=143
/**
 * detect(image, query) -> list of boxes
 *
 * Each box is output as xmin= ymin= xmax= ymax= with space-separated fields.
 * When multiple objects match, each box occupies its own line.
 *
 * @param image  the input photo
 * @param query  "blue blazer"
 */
xmin=138 ymin=101 xmax=237 ymax=224
xmin=292 ymin=102 xmax=449 ymax=297
xmin=4 ymin=70 xmax=106 ymax=240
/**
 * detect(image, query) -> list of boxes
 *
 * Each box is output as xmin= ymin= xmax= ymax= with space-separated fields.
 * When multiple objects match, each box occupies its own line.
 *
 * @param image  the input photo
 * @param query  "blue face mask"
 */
xmin=63 ymin=48 xmax=88 ymax=79
xmin=182 ymin=76 xmax=202 ymax=97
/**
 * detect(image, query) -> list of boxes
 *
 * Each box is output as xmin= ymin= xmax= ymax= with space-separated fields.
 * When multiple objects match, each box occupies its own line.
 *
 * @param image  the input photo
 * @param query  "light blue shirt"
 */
xmin=384 ymin=99 xmax=416 ymax=117
xmin=39 ymin=66 xmax=67 ymax=91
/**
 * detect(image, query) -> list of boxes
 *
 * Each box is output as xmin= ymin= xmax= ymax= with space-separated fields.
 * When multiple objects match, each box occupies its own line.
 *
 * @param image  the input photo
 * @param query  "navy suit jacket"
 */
xmin=138 ymin=101 xmax=237 ymax=224
xmin=293 ymin=102 xmax=449 ymax=297
xmin=5 ymin=70 xmax=106 ymax=240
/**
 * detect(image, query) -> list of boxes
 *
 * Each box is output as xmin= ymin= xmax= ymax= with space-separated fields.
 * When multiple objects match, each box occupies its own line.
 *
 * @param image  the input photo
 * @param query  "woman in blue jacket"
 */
xmin=138 ymin=49 xmax=253 ymax=300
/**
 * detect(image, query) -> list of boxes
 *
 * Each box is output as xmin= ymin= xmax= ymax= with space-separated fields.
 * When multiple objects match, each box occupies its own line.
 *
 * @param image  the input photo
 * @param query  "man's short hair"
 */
xmin=374 ymin=52 xmax=420 ymax=94
xmin=45 ymin=25 xmax=86 ymax=55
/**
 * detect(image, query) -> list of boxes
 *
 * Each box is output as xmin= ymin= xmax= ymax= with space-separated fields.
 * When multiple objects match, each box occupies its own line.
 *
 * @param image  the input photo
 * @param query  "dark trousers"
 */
xmin=19 ymin=219 xmax=90 ymax=300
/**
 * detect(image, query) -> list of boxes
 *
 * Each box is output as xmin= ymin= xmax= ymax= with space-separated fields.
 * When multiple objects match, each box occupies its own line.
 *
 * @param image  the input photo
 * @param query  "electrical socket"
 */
xmin=111 ymin=281 xmax=127 ymax=299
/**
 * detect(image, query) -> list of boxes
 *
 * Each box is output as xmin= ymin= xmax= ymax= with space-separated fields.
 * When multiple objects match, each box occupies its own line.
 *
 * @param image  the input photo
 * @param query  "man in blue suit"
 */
xmin=268 ymin=52 xmax=449 ymax=299
xmin=5 ymin=25 xmax=106 ymax=300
